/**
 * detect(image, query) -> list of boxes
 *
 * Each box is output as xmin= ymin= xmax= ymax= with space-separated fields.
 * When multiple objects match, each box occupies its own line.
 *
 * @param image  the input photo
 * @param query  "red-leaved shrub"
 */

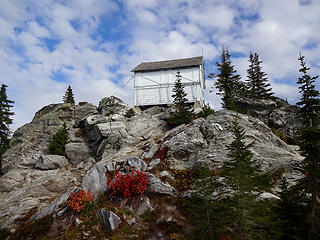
xmin=157 ymin=144 xmax=168 ymax=161
xmin=109 ymin=170 xmax=149 ymax=198
xmin=218 ymin=234 xmax=232 ymax=240
xmin=67 ymin=189 xmax=94 ymax=212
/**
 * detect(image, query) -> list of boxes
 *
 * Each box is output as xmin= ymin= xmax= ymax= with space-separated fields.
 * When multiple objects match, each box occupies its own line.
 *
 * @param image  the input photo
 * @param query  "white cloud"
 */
xmin=188 ymin=5 xmax=235 ymax=31
xmin=1 ymin=0 xmax=320 ymax=131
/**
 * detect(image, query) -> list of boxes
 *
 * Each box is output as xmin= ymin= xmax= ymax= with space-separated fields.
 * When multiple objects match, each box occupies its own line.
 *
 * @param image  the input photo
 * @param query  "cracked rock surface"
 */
xmin=0 ymin=97 xmax=304 ymax=232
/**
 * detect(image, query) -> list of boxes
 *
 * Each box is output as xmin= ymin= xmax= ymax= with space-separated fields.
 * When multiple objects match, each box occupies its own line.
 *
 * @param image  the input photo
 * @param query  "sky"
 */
xmin=1 ymin=0 xmax=320 ymax=131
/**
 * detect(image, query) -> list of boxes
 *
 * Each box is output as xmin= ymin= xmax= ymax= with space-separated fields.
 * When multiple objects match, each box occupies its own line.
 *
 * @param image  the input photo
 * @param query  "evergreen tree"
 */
xmin=296 ymin=52 xmax=320 ymax=127
xmin=48 ymin=123 xmax=68 ymax=156
xmin=0 ymin=84 xmax=14 ymax=176
xmin=296 ymin=53 xmax=320 ymax=239
xmin=63 ymin=85 xmax=75 ymax=105
xmin=211 ymin=47 xmax=244 ymax=110
xmin=167 ymin=70 xmax=193 ymax=126
xmin=246 ymin=52 xmax=274 ymax=99
xmin=221 ymin=119 xmax=276 ymax=239
xmin=275 ymin=177 xmax=308 ymax=240
xmin=185 ymin=165 xmax=232 ymax=240
xmin=298 ymin=127 xmax=320 ymax=239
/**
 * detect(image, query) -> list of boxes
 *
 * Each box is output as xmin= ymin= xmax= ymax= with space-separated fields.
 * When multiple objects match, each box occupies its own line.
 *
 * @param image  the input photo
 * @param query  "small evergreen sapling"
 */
xmin=48 ymin=123 xmax=68 ymax=155
xmin=63 ymin=85 xmax=75 ymax=105
xmin=167 ymin=70 xmax=194 ymax=126
xmin=198 ymin=104 xmax=214 ymax=118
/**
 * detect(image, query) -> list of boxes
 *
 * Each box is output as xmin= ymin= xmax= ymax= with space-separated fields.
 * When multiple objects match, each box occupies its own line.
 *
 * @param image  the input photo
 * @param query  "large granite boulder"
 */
xmin=98 ymin=96 xmax=131 ymax=116
xmin=233 ymin=96 xmax=304 ymax=142
xmin=0 ymin=102 xmax=96 ymax=232
xmin=35 ymin=155 xmax=69 ymax=170
xmin=0 ymin=169 xmax=83 ymax=231
xmin=2 ymin=103 xmax=97 ymax=173
xmin=164 ymin=110 xmax=304 ymax=186
xmin=96 ymin=209 xmax=121 ymax=234
xmin=65 ymin=142 xmax=92 ymax=166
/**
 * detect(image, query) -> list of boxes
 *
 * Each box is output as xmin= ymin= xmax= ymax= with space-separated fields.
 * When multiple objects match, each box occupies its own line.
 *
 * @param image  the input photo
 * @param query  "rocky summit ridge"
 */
xmin=0 ymin=96 xmax=304 ymax=238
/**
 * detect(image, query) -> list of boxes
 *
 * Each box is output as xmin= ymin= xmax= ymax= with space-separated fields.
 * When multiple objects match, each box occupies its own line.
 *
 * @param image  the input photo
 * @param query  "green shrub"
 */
xmin=105 ymin=110 xmax=115 ymax=116
xmin=124 ymin=108 xmax=135 ymax=118
xmin=271 ymin=128 xmax=287 ymax=143
xmin=0 ymin=229 xmax=10 ymax=239
xmin=10 ymin=215 xmax=54 ymax=240
xmin=48 ymin=123 xmax=68 ymax=155
xmin=198 ymin=104 xmax=214 ymax=118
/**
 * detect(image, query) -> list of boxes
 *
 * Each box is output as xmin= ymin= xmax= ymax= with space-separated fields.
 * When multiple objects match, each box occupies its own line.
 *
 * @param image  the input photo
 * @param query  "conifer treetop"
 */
xmin=246 ymin=52 xmax=274 ymax=99
xmin=296 ymin=52 xmax=320 ymax=127
xmin=0 ymin=84 xmax=14 ymax=176
xmin=0 ymin=84 xmax=14 ymax=137
xmin=63 ymin=85 xmax=75 ymax=105
xmin=167 ymin=70 xmax=193 ymax=126
xmin=211 ymin=47 xmax=244 ymax=110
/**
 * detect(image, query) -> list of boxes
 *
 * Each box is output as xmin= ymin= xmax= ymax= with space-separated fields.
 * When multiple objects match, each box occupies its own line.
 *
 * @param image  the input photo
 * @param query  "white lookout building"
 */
xmin=131 ymin=56 xmax=205 ymax=107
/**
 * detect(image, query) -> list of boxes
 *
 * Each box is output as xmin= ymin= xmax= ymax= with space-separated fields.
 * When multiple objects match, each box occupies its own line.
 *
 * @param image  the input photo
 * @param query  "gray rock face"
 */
xmin=65 ymin=143 xmax=91 ymax=166
xmin=148 ymin=158 xmax=161 ymax=170
xmin=234 ymin=97 xmax=303 ymax=142
xmin=234 ymin=96 xmax=278 ymax=112
xmin=126 ymin=157 xmax=147 ymax=171
xmin=136 ymin=197 xmax=153 ymax=216
xmin=35 ymin=155 xmax=69 ymax=170
xmin=77 ymin=157 xmax=96 ymax=171
xmin=2 ymin=103 xmax=97 ymax=173
xmin=147 ymin=173 xmax=176 ymax=196
xmin=31 ymin=186 xmax=79 ymax=221
xmin=0 ymin=169 xmax=82 ymax=230
xmin=81 ymin=162 xmax=107 ymax=197
xmin=141 ymin=141 xmax=158 ymax=160
xmin=98 ymin=96 xmax=131 ymax=116
xmin=0 ymin=96 xmax=306 ymax=233
xmin=164 ymin=110 xmax=303 ymax=185
xmin=96 ymin=209 xmax=121 ymax=233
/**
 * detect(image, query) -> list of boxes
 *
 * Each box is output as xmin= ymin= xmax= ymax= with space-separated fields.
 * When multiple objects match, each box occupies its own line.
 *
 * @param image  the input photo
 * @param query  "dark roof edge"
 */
xmin=131 ymin=56 xmax=203 ymax=72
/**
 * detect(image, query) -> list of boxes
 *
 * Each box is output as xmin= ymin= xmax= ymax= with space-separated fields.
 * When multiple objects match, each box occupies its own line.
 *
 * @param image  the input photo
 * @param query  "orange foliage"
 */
xmin=67 ymin=189 xmax=94 ymax=212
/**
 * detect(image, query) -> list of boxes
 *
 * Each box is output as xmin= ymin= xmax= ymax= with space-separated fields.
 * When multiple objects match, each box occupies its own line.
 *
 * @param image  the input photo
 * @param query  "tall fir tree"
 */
xmin=0 ymin=84 xmax=14 ymax=176
xmin=246 ymin=52 xmax=274 ymax=99
xmin=221 ymin=119 xmax=278 ymax=239
xmin=275 ymin=177 xmax=308 ymax=240
xmin=296 ymin=52 xmax=320 ymax=127
xmin=63 ymin=85 xmax=75 ymax=105
xmin=167 ymin=70 xmax=193 ymax=126
xmin=185 ymin=167 xmax=232 ymax=240
xmin=211 ymin=47 xmax=244 ymax=110
xmin=296 ymin=53 xmax=320 ymax=239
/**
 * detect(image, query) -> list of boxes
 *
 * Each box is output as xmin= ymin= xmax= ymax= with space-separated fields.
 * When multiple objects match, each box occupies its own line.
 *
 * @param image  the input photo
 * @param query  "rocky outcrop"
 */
xmin=98 ymin=96 xmax=131 ymax=116
xmin=0 ymin=102 xmax=97 ymax=231
xmin=0 ymin=169 xmax=83 ymax=230
xmin=0 ymin=96 xmax=305 ymax=234
xmin=65 ymin=142 xmax=92 ymax=165
xmin=234 ymin=97 xmax=304 ymax=142
xmin=163 ymin=110 xmax=303 ymax=186
xmin=96 ymin=209 xmax=121 ymax=234
xmin=147 ymin=173 xmax=176 ymax=196
xmin=2 ymin=102 xmax=97 ymax=173
xmin=35 ymin=155 xmax=69 ymax=170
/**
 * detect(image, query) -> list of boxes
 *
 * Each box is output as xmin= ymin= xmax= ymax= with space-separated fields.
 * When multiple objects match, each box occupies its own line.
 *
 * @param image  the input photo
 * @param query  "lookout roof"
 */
xmin=131 ymin=56 xmax=203 ymax=72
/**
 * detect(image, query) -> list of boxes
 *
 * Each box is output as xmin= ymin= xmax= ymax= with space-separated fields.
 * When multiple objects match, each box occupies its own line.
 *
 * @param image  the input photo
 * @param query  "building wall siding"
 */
xmin=134 ymin=66 xmax=204 ymax=106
